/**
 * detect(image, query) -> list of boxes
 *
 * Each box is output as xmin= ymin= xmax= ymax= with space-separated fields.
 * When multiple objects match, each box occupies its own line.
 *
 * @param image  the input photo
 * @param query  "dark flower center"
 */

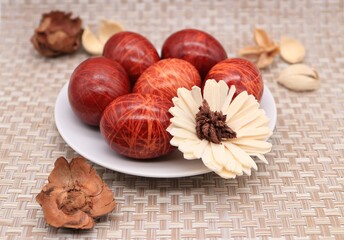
xmin=195 ymin=100 xmax=236 ymax=144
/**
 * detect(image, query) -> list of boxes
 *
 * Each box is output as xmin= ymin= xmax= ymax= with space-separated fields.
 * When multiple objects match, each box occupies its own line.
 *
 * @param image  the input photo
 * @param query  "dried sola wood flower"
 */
xmin=167 ymin=80 xmax=272 ymax=179
xmin=31 ymin=11 xmax=83 ymax=57
xmin=36 ymin=157 xmax=116 ymax=229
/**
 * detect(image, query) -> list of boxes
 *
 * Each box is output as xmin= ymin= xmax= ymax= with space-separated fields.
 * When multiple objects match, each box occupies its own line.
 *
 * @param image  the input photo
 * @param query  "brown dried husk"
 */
xmin=36 ymin=157 xmax=116 ymax=229
xmin=31 ymin=11 xmax=83 ymax=57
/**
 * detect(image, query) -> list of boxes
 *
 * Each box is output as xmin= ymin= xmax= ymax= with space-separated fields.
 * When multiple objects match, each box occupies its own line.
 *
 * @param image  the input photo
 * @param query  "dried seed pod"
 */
xmin=31 ymin=11 xmax=83 ymax=57
xmin=280 ymin=36 xmax=306 ymax=64
xmin=238 ymin=46 xmax=265 ymax=56
xmin=277 ymin=64 xmax=320 ymax=91
xmin=254 ymin=28 xmax=274 ymax=48
xmin=98 ymin=19 xmax=124 ymax=44
xmin=238 ymin=28 xmax=279 ymax=69
xmin=82 ymin=19 xmax=124 ymax=55
xmin=256 ymin=47 xmax=280 ymax=69
xmin=36 ymin=157 xmax=116 ymax=229
xmin=81 ymin=26 xmax=104 ymax=55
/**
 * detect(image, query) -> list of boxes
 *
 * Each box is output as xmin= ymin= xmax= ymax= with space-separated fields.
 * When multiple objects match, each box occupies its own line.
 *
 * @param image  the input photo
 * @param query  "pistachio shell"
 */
xmin=98 ymin=19 xmax=124 ymax=45
xmin=81 ymin=26 xmax=103 ymax=55
xmin=265 ymin=44 xmax=280 ymax=54
xmin=254 ymin=28 xmax=274 ymax=48
xmin=278 ymin=75 xmax=320 ymax=91
xmin=82 ymin=20 xmax=124 ymax=56
xmin=238 ymin=45 xmax=265 ymax=56
xmin=280 ymin=36 xmax=306 ymax=63
xmin=279 ymin=64 xmax=318 ymax=80
xmin=256 ymin=52 xmax=275 ymax=69
xmin=277 ymin=64 xmax=320 ymax=91
xmin=239 ymin=29 xmax=279 ymax=69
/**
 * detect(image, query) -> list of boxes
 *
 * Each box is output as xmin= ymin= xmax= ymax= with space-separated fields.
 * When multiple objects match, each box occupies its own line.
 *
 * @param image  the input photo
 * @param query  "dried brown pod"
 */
xmin=36 ymin=157 xmax=116 ymax=229
xmin=31 ymin=11 xmax=83 ymax=57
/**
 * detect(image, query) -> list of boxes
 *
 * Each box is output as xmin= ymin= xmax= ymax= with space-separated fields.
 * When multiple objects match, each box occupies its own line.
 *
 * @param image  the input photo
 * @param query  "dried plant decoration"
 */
xmin=167 ymin=80 xmax=272 ymax=179
xmin=82 ymin=26 xmax=104 ymax=55
xmin=277 ymin=64 xmax=320 ymax=91
xmin=238 ymin=28 xmax=279 ymax=69
xmin=82 ymin=19 xmax=124 ymax=55
xmin=98 ymin=19 xmax=124 ymax=44
xmin=36 ymin=157 xmax=116 ymax=229
xmin=31 ymin=11 xmax=83 ymax=57
xmin=254 ymin=28 xmax=274 ymax=49
xmin=280 ymin=36 xmax=306 ymax=64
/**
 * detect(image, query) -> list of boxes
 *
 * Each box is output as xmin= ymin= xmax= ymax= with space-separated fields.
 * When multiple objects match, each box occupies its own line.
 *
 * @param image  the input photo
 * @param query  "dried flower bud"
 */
xmin=36 ymin=157 xmax=116 ymax=229
xmin=31 ymin=11 xmax=83 ymax=57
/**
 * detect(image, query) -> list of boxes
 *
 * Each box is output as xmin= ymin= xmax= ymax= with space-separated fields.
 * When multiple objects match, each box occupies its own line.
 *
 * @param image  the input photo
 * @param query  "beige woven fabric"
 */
xmin=1 ymin=0 xmax=344 ymax=239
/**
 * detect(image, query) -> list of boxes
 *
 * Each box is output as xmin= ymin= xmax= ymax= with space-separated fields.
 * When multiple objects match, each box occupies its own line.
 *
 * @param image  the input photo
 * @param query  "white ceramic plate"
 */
xmin=54 ymin=82 xmax=277 ymax=178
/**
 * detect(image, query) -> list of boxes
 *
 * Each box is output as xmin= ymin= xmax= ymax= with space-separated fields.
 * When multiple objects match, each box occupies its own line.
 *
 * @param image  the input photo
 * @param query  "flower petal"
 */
xmin=221 ymin=85 xmax=236 ymax=113
xmin=229 ymin=109 xmax=262 ymax=131
xmin=168 ymin=127 xmax=198 ymax=140
xmin=170 ymin=136 xmax=185 ymax=147
xmin=242 ymin=166 xmax=252 ymax=176
xmin=230 ymin=139 xmax=272 ymax=153
xmin=178 ymin=139 xmax=202 ymax=155
xmin=193 ymin=139 xmax=209 ymax=158
xmin=172 ymin=98 xmax=196 ymax=121
xmin=191 ymin=86 xmax=203 ymax=106
xmin=251 ymin=153 xmax=269 ymax=164
xmin=178 ymin=87 xmax=201 ymax=116
xmin=70 ymin=157 xmax=103 ymax=197
xmin=218 ymin=80 xmax=230 ymax=108
xmin=211 ymin=143 xmax=227 ymax=166
xmin=241 ymin=113 xmax=269 ymax=129
xmin=229 ymin=95 xmax=259 ymax=122
xmin=222 ymin=146 xmax=244 ymax=174
xmin=201 ymin=144 xmax=222 ymax=172
xmin=170 ymin=117 xmax=196 ymax=133
xmin=216 ymin=169 xmax=238 ymax=179
xmin=235 ymin=127 xmax=272 ymax=140
xmin=203 ymin=80 xmax=221 ymax=111
xmin=169 ymin=106 xmax=195 ymax=124
xmin=183 ymin=152 xmax=198 ymax=159
xmin=224 ymin=91 xmax=249 ymax=121
xmin=224 ymin=142 xmax=258 ymax=170
xmin=48 ymin=157 xmax=72 ymax=187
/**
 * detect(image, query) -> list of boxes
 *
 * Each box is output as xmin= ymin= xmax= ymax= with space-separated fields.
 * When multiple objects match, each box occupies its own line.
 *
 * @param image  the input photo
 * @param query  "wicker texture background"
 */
xmin=0 ymin=0 xmax=344 ymax=239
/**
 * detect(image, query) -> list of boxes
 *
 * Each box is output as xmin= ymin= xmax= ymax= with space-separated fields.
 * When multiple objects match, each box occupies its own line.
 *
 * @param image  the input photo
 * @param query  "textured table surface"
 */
xmin=1 ymin=0 xmax=344 ymax=239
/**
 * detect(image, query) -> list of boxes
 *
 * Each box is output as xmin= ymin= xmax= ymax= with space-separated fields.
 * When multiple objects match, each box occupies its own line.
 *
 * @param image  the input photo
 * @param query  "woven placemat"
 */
xmin=0 ymin=0 xmax=343 ymax=239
